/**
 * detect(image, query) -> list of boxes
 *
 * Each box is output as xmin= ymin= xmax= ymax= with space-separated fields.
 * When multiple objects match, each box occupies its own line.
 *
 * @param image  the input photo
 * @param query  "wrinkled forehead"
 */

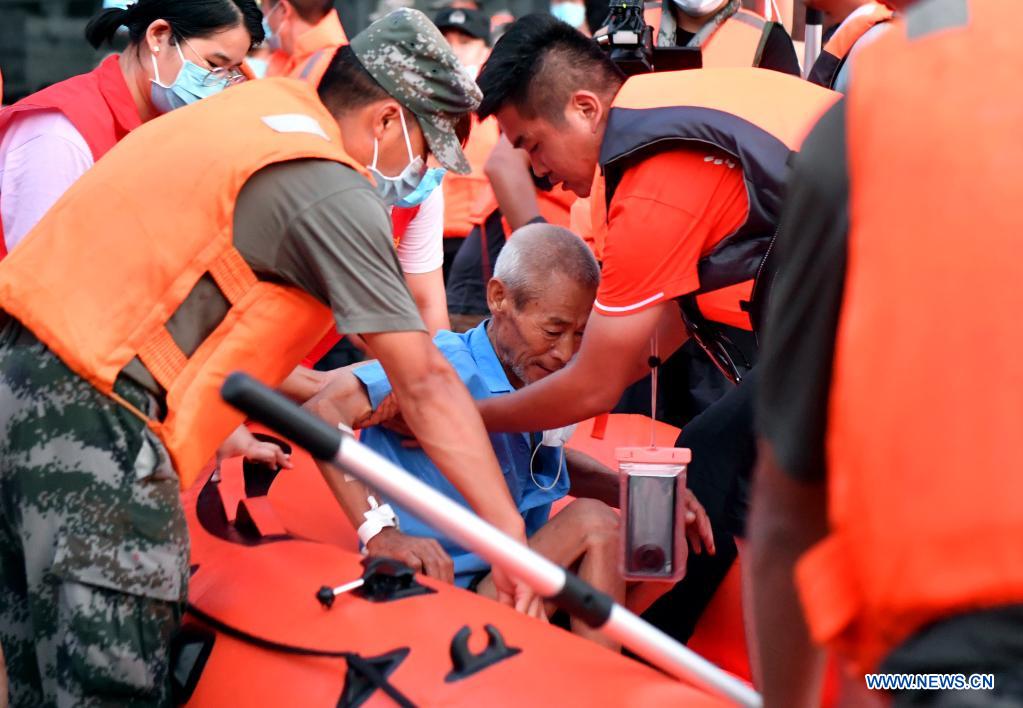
xmin=513 ymin=275 xmax=596 ymax=322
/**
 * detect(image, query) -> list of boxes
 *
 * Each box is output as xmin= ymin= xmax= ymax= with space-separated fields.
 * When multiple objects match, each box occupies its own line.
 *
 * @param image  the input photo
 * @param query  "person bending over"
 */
xmin=306 ymin=224 xmax=714 ymax=649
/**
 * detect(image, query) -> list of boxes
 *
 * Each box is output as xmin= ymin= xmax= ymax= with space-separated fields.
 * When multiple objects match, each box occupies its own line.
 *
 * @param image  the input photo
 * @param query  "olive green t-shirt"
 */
xmin=123 ymin=158 xmax=423 ymax=396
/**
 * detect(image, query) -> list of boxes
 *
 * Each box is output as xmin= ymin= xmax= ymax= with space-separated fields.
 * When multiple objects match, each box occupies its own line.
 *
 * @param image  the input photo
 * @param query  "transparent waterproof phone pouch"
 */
xmin=617 ymin=446 xmax=691 ymax=582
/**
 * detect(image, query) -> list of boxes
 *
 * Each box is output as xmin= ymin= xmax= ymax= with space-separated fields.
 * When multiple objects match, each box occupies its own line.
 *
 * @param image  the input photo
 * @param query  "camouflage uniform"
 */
xmin=0 ymin=321 xmax=188 ymax=707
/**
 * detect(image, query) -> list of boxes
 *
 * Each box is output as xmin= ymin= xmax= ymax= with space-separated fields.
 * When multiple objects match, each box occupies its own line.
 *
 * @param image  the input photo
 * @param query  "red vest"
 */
xmin=0 ymin=55 xmax=141 ymax=257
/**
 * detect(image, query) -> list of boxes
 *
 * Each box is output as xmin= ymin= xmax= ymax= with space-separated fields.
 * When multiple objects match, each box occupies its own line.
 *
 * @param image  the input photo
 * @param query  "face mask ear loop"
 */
xmin=398 ymin=107 xmax=415 ymax=163
xmin=153 ymin=41 xmax=185 ymax=88
xmin=151 ymin=52 xmax=163 ymax=86
xmin=530 ymin=438 xmax=565 ymax=492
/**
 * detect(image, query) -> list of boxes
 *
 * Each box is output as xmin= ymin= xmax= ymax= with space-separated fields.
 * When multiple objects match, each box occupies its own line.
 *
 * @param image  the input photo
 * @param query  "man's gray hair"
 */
xmin=492 ymin=223 xmax=600 ymax=308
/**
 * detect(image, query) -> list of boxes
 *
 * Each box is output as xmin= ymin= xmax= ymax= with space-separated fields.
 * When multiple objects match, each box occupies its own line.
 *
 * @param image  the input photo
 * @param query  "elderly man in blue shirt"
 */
xmin=306 ymin=224 xmax=713 ymax=649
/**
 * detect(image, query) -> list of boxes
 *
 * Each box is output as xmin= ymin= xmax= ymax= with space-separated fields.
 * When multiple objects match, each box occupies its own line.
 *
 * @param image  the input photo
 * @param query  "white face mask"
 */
xmin=529 ymin=423 xmax=577 ymax=492
xmin=541 ymin=423 xmax=578 ymax=448
xmin=671 ymin=0 xmax=726 ymax=17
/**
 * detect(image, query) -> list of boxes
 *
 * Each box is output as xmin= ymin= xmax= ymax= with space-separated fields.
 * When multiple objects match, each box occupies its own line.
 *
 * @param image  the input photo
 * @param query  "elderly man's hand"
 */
xmin=683 ymin=488 xmax=715 ymax=556
xmin=217 ymin=424 xmax=292 ymax=470
xmin=365 ymin=528 xmax=455 ymax=584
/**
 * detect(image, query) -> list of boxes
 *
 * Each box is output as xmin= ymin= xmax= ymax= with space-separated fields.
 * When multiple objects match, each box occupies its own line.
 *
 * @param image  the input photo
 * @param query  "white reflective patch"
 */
xmin=260 ymin=114 xmax=329 ymax=141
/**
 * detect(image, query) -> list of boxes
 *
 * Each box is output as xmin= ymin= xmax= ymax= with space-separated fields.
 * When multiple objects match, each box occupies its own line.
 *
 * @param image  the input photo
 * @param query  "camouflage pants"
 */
xmin=0 ymin=321 xmax=189 ymax=707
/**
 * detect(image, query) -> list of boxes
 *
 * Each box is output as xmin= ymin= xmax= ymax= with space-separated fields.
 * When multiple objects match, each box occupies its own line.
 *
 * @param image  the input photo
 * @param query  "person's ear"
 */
xmin=144 ymin=19 xmax=173 ymax=54
xmin=568 ymin=90 xmax=604 ymax=134
xmin=487 ymin=278 xmax=508 ymax=315
xmin=372 ymin=101 xmax=403 ymax=141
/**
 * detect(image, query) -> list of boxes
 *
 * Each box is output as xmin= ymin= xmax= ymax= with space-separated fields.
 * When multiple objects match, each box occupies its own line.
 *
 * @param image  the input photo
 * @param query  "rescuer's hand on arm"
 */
xmin=365 ymin=528 xmax=455 ymax=584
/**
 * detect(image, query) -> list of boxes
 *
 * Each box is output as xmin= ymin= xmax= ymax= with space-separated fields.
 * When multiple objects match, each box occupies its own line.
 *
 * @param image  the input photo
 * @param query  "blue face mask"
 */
xmin=247 ymin=56 xmax=270 ymax=79
xmin=395 ymin=166 xmax=446 ymax=208
xmin=150 ymin=41 xmax=228 ymax=114
xmin=262 ymin=4 xmax=283 ymax=51
xmin=551 ymin=2 xmax=586 ymax=28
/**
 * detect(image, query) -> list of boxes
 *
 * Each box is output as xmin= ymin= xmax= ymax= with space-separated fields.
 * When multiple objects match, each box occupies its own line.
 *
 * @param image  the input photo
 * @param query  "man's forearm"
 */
xmin=485 ymin=135 xmax=542 ymax=231
xmin=318 ymin=464 xmax=375 ymax=531
xmin=278 ymin=365 xmax=328 ymax=402
xmin=747 ymin=442 xmax=829 ymax=707
xmin=479 ymin=358 xmax=619 ymax=433
xmin=566 ymin=449 xmax=620 ymax=507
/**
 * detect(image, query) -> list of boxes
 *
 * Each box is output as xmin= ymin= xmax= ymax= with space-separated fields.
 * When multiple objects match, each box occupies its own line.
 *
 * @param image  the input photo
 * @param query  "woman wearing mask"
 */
xmin=0 ymin=0 xmax=263 ymax=256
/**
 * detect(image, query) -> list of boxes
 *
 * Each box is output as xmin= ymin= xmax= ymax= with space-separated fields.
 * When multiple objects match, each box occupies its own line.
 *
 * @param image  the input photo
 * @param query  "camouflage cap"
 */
xmin=351 ymin=8 xmax=481 ymax=174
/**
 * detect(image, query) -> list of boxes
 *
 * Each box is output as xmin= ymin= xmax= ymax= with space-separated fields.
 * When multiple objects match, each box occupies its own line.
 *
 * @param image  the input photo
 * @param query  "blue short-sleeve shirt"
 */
xmin=354 ymin=321 xmax=570 ymax=587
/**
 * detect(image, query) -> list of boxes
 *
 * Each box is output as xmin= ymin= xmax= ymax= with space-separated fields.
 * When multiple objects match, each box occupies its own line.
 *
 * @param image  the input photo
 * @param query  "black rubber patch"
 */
xmin=445 ymin=625 xmax=522 ymax=682
xmin=338 ymin=648 xmax=412 ymax=708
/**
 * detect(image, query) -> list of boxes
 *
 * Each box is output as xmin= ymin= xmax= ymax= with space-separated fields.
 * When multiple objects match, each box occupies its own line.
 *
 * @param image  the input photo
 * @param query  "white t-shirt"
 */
xmin=0 ymin=110 xmax=94 ymax=251
xmin=393 ymin=186 xmax=444 ymax=274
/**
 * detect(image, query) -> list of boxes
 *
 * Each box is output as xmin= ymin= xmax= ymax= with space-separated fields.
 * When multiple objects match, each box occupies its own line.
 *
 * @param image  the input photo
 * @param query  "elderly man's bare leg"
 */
xmin=476 ymin=498 xmax=624 ymax=650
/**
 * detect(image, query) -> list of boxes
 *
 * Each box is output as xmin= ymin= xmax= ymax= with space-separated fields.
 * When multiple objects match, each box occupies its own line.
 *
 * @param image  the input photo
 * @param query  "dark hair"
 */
xmin=270 ymin=0 xmax=335 ymax=24
xmin=85 ymin=0 xmax=265 ymax=51
xmin=317 ymin=45 xmax=390 ymax=114
xmin=476 ymin=13 xmax=623 ymax=121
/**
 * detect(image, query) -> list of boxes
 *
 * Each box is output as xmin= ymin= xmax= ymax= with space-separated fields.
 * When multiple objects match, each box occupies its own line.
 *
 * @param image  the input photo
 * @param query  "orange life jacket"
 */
xmin=807 ymin=2 xmax=893 ymax=89
xmin=644 ymin=4 xmax=773 ymax=68
xmin=443 ymin=114 xmax=501 ymax=238
xmin=0 ymin=78 xmax=368 ymax=489
xmin=267 ymin=9 xmax=348 ymax=85
xmin=600 ymin=68 xmax=838 ymax=316
xmin=797 ymin=0 xmax=1023 ymax=672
